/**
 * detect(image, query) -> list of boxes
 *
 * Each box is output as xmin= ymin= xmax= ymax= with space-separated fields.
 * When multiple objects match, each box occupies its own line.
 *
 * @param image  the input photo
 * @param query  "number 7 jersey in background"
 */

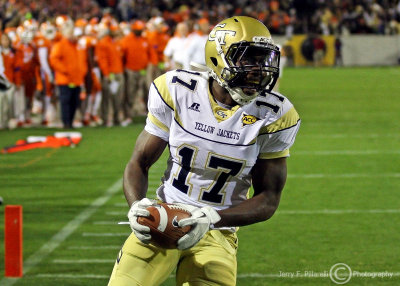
xmin=145 ymin=69 xmax=300 ymax=210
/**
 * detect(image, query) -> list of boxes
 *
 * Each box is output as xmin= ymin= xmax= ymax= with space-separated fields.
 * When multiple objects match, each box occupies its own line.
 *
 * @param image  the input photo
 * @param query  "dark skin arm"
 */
xmin=123 ymin=130 xmax=167 ymax=206
xmin=215 ymin=157 xmax=287 ymax=227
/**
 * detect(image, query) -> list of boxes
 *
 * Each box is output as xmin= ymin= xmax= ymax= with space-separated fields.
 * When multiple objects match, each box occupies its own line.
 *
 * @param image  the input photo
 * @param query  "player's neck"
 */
xmin=210 ymin=79 xmax=236 ymax=108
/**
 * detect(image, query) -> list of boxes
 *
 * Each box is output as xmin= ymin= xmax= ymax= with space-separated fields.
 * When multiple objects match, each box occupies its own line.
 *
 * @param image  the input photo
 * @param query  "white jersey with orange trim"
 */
xmin=145 ymin=69 xmax=300 ymax=210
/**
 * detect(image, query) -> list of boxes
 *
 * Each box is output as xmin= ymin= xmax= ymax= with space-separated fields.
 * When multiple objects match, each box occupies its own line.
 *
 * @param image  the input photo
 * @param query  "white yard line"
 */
xmin=106 ymin=211 xmax=126 ymax=216
xmin=289 ymin=173 xmax=400 ymax=178
xmin=0 ymin=178 xmax=123 ymax=286
xmin=36 ymin=274 xmax=110 ymax=279
xmin=93 ymin=220 xmax=122 ymax=225
xmin=67 ymin=245 xmax=121 ymax=250
xmin=294 ymin=150 xmax=400 ymax=155
xmin=35 ymin=271 xmax=400 ymax=280
xmin=82 ymin=232 xmax=128 ymax=237
xmin=53 ymin=259 xmax=115 ymax=264
xmin=305 ymin=134 xmax=399 ymax=138
xmin=113 ymin=203 xmax=128 ymax=207
xmin=278 ymin=209 xmax=400 ymax=215
xmin=102 ymin=209 xmax=400 ymax=218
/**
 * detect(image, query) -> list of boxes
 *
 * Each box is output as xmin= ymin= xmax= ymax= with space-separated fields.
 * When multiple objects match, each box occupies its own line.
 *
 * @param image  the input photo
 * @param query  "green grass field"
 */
xmin=1 ymin=67 xmax=399 ymax=285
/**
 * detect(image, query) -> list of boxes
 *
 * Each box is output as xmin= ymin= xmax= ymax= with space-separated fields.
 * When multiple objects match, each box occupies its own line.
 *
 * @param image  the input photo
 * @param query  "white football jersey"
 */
xmin=145 ymin=70 xmax=300 ymax=210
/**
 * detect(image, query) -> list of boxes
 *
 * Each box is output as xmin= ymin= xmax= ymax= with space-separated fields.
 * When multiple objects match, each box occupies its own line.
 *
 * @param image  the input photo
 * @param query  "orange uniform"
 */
xmin=95 ymin=35 xmax=123 ymax=77
xmin=121 ymin=33 xmax=157 ymax=71
xmin=145 ymin=30 xmax=170 ymax=65
xmin=50 ymin=37 xmax=86 ymax=86
xmin=34 ymin=35 xmax=54 ymax=96
xmin=14 ymin=41 xmax=38 ymax=97
xmin=1 ymin=49 xmax=16 ymax=83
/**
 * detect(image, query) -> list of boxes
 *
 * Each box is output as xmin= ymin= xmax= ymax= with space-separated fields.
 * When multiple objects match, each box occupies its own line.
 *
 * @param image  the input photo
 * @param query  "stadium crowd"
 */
xmin=0 ymin=0 xmax=399 ymax=129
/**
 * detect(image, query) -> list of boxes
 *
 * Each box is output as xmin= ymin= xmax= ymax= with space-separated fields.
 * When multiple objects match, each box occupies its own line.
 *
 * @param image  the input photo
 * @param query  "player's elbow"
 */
xmin=257 ymin=193 xmax=281 ymax=221
xmin=258 ymin=204 xmax=279 ymax=221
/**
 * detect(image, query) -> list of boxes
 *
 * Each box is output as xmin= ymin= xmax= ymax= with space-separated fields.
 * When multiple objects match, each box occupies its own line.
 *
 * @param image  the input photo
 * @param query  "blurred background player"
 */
xmin=145 ymin=16 xmax=170 ymax=81
xmin=0 ymin=33 xmax=15 ymax=129
xmin=14 ymin=24 xmax=38 ymax=127
xmin=163 ymin=21 xmax=190 ymax=70
xmin=35 ymin=21 xmax=57 ymax=126
xmin=95 ymin=18 xmax=124 ymax=127
xmin=50 ymin=18 xmax=86 ymax=129
xmin=120 ymin=20 xmax=157 ymax=126
xmin=183 ymin=18 xmax=210 ymax=70
xmin=84 ymin=18 xmax=103 ymax=126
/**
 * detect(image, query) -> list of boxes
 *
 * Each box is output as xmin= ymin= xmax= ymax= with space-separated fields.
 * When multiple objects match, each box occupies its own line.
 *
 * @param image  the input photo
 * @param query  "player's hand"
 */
xmin=127 ymin=198 xmax=157 ymax=244
xmin=176 ymin=205 xmax=221 ymax=250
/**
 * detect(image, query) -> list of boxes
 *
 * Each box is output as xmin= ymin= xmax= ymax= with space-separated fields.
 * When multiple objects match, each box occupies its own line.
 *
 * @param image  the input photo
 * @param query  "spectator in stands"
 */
xmin=50 ymin=18 xmax=86 ymax=129
xmin=312 ymin=36 xmax=325 ymax=67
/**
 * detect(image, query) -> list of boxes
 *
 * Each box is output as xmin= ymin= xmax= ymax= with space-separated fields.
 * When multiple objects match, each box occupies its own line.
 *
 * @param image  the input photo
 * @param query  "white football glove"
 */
xmin=127 ymin=198 xmax=157 ymax=244
xmin=176 ymin=204 xmax=221 ymax=250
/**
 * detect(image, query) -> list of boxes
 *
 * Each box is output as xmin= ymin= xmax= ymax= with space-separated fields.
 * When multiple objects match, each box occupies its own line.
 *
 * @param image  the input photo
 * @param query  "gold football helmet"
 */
xmin=205 ymin=16 xmax=280 ymax=105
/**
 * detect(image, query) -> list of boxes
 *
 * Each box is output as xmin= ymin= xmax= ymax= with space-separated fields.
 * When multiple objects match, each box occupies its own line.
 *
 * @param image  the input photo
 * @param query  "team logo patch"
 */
xmin=216 ymin=110 xmax=227 ymax=118
xmin=188 ymin=102 xmax=200 ymax=112
xmin=241 ymin=114 xmax=259 ymax=127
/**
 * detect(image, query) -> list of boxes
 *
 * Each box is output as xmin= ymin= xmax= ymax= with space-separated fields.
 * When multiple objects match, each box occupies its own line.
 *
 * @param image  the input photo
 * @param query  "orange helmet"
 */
xmin=23 ymin=19 xmax=39 ymax=33
xmin=75 ymin=18 xmax=88 ymax=28
xmin=131 ymin=20 xmax=146 ymax=31
xmin=55 ymin=15 xmax=71 ymax=28
xmin=17 ymin=26 xmax=34 ymax=44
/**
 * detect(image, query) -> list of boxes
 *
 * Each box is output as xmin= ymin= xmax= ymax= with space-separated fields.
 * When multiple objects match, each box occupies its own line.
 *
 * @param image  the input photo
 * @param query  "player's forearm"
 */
xmin=123 ymin=160 xmax=149 ymax=207
xmin=215 ymin=191 xmax=281 ymax=227
xmin=123 ymin=130 xmax=168 ymax=207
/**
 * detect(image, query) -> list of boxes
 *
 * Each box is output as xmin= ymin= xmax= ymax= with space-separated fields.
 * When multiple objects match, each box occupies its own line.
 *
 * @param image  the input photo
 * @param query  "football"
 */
xmin=137 ymin=203 xmax=192 ymax=249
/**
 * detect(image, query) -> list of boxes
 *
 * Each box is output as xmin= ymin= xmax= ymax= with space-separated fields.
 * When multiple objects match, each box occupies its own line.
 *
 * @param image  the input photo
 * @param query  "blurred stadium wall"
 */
xmin=274 ymin=35 xmax=400 ymax=66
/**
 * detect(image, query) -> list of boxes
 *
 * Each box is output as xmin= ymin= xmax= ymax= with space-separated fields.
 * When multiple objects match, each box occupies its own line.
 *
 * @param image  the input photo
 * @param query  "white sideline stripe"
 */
xmin=295 ymin=150 xmax=400 ymax=155
xmin=289 ymin=173 xmax=400 ymax=179
xmin=0 ymin=178 xmax=123 ymax=286
xmin=82 ymin=232 xmax=128 ymax=237
xmin=68 ymin=245 xmax=121 ymax=250
xmin=53 ymin=259 xmax=115 ymax=264
xmin=278 ymin=209 xmax=400 ymax=215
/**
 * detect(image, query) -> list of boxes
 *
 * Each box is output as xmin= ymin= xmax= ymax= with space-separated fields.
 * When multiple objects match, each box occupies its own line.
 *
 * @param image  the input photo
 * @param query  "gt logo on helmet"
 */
xmin=208 ymin=25 xmax=236 ymax=45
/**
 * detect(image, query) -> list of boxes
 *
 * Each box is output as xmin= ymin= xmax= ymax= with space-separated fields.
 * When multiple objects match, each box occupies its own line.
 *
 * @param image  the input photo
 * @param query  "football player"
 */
xmin=108 ymin=16 xmax=300 ymax=286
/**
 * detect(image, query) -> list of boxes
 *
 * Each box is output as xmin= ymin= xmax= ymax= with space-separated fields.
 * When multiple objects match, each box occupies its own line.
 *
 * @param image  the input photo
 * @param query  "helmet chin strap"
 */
xmin=227 ymin=86 xmax=258 ymax=106
xmin=209 ymin=69 xmax=257 ymax=106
